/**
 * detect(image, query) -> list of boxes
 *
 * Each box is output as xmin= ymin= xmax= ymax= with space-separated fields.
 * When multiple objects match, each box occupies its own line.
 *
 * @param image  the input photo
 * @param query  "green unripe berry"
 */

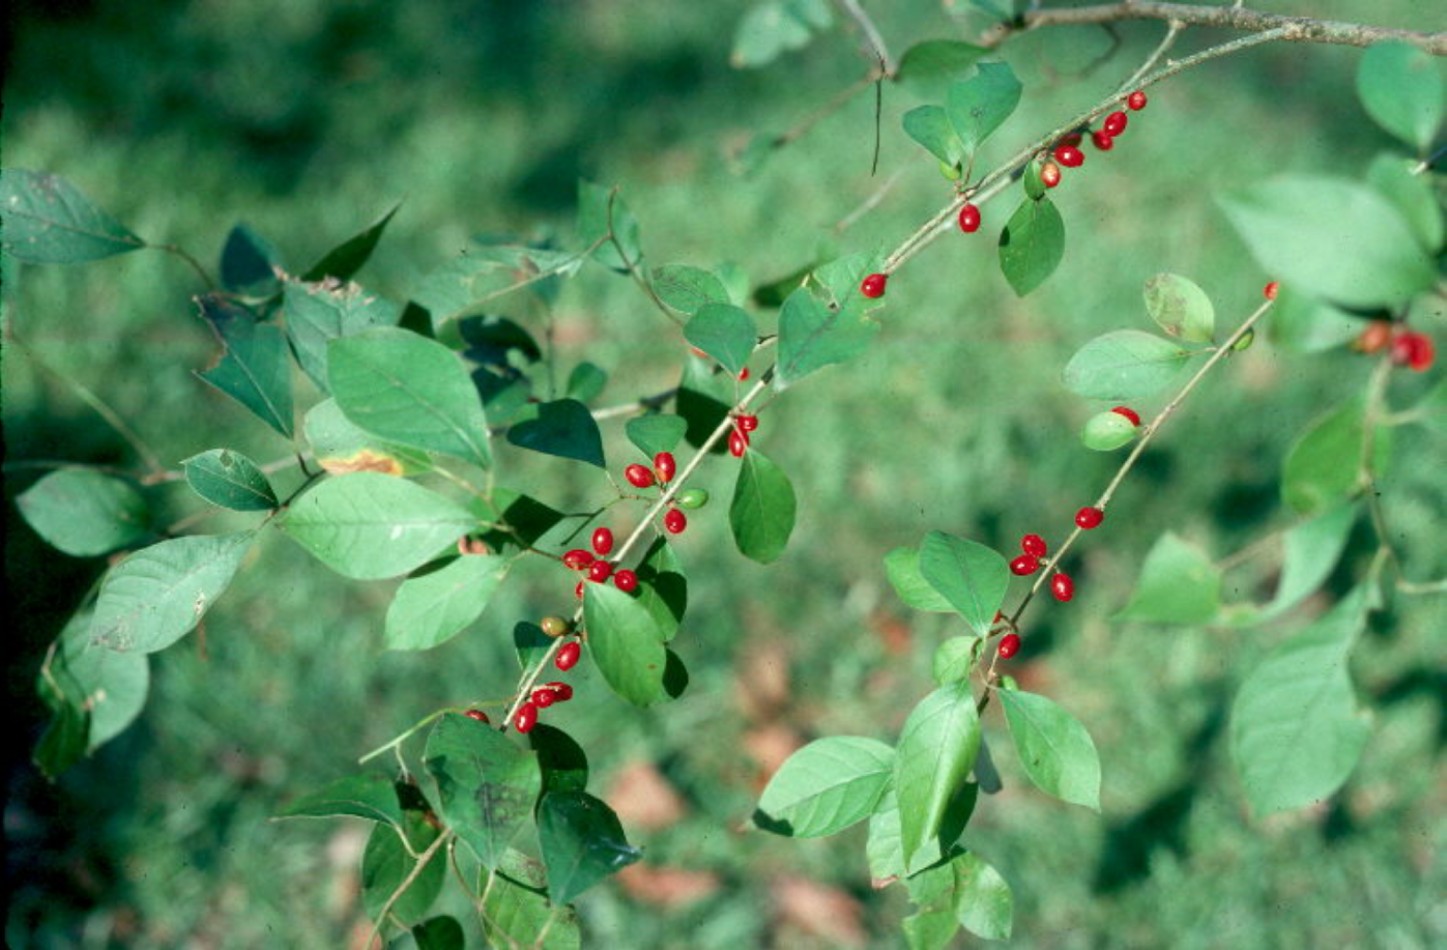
xmin=675 ymin=488 xmax=710 ymax=510
xmin=1081 ymin=410 xmax=1138 ymax=451
xmin=1232 ymin=328 xmax=1256 ymax=352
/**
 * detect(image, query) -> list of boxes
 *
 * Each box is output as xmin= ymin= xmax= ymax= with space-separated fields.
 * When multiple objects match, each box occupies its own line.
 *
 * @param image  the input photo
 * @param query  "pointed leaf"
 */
xmin=1233 ymin=503 xmax=1358 ymax=625
xmin=1116 ymin=532 xmax=1221 ymax=624
xmin=277 ymin=773 xmax=406 ymax=827
xmin=481 ymin=867 xmax=582 ymax=950
xmin=635 ymin=537 xmax=687 ymax=642
xmin=684 ymin=303 xmax=757 ymax=377
xmin=41 ymin=611 xmax=148 ymax=752
xmin=17 ymin=468 xmax=149 ymax=556
xmin=283 ymin=278 xmax=401 ymax=391
xmin=89 ymin=532 xmax=254 ymax=653
xmin=651 ymin=264 xmax=729 ymax=315
xmin=625 ymin=414 xmax=688 ymax=459
xmin=411 ymin=916 xmax=466 ymax=950
xmin=945 ymin=61 xmax=1022 ymax=154
xmin=424 ymin=713 xmax=541 ymax=870
xmin=729 ymin=450 xmax=797 ymax=564
xmin=219 ymin=223 xmax=282 ymax=295
xmin=182 ymin=449 xmax=278 ymax=511
xmin=303 ymin=202 xmax=401 ymax=282
xmin=1143 ymin=273 xmax=1215 ymax=343
xmin=998 ymin=196 xmax=1064 ymax=297
xmin=884 ymin=546 xmax=957 ymax=613
xmin=896 ymin=40 xmax=988 ymax=100
xmin=1356 ymin=41 xmax=1443 ymax=152
xmin=413 ymin=245 xmax=578 ymax=334
xmin=361 ymin=813 xmax=444 ymax=926
xmin=998 ymin=689 xmax=1101 ymax=810
xmin=1218 ymin=176 xmax=1434 ymax=308
xmin=303 ymin=398 xmax=431 ymax=477
xmin=577 ymin=180 xmax=642 ymax=272
xmin=903 ymin=105 xmax=966 ymax=167
xmin=385 ymin=554 xmax=510 ymax=650
xmin=1062 ymin=329 xmax=1192 ymax=400
xmin=197 ymin=297 xmax=294 ymax=437
xmin=565 ymin=361 xmax=608 ymax=404
xmin=1282 ymin=398 xmax=1390 ymax=515
xmin=584 ymin=582 xmax=669 ymax=706
xmin=895 ymin=681 xmax=981 ymax=873
xmin=775 ymin=286 xmax=880 ymax=389
xmin=755 ymin=737 xmax=894 ymax=837
xmin=1366 ymin=154 xmax=1443 ymax=252
xmin=506 ymin=398 xmax=605 ymax=468
xmin=0 ymin=170 xmax=144 ymax=263
xmin=538 ymin=791 xmax=642 ymax=905
xmin=328 ymin=327 xmax=491 ymax=469
xmin=918 ymin=531 xmax=1009 ymax=635
xmin=1231 ymin=588 xmax=1372 ymax=815
xmin=531 ymin=725 xmax=590 ymax=796
xmin=676 ymin=354 xmax=733 ymax=448
xmin=279 ymin=473 xmax=474 ymax=580
xmin=953 ymin=851 xmax=1014 ymax=941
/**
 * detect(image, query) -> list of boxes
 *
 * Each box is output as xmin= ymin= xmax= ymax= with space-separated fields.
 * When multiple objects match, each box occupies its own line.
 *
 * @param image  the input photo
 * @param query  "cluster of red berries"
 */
xmin=1353 ymin=320 xmax=1436 ymax=372
xmin=562 ymin=522 xmax=640 ymax=598
xmin=624 ymin=450 xmax=691 ymax=535
xmin=1007 ymin=517 xmax=1097 ymax=606
xmin=1036 ymin=90 xmax=1148 ymax=192
xmin=730 ymin=413 xmax=758 ymax=457
xmin=464 ymin=677 xmax=575 ymax=735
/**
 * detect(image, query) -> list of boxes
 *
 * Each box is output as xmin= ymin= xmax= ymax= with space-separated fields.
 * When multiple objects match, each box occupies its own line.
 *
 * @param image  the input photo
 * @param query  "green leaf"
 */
xmin=1143 ymin=273 xmax=1215 ymax=343
xmin=34 ymin=699 xmax=88 ymax=781
xmin=918 ymin=531 xmax=1009 ymax=636
xmin=411 ymin=916 xmax=465 ymax=950
xmin=953 ymin=851 xmax=1014 ymax=941
xmin=283 ymin=278 xmax=402 ymax=391
xmin=1116 ymin=532 xmax=1221 ymax=624
xmin=89 ymin=532 xmax=254 ymax=654
xmin=1080 ymin=410 xmax=1139 ymax=452
xmin=1366 ymin=153 xmax=1444 ymax=253
xmin=775 ymin=286 xmax=879 ymax=389
xmin=895 ymin=681 xmax=982 ymax=873
xmin=277 ymin=773 xmax=406 ymax=827
xmin=729 ymin=450 xmax=797 ymax=564
xmin=481 ymin=867 xmax=582 ymax=950
xmin=565 ymin=361 xmax=608 ymax=404
xmin=932 ymin=636 xmax=979 ymax=686
xmin=531 ymin=725 xmax=590 ymax=796
xmin=219 ymin=223 xmax=282 ymax=295
xmin=651 ymin=264 xmax=729 ymax=315
xmin=584 ymin=582 xmax=669 ymax=707
xmin=303 ymin=398 xmax=431 ymax=477
xmin=507 ymin=398 xmax=605 ymax=468
xmin=0 ymin=170 xmax=145 ymax=263
xmin=328 ymin=326 xmax=491 ymax=469
xmin=1356 ymin=41 xmax=1443 ymax=152
xmin=635 ymin=537 xmax=687 ymax=642
xmin=754 ymin=737 xmax=895 ymax=837
xmin=998 ymin=689 xmax=1101 ymax=810
xmin=197 ymin=297 xmax=295 ymax=438
xmin=684 ymin=303 xmax=757 ymax=377
xmin=182 ymin=449 xmax=279 ymax=511
xmin=896 ymin=40 xmax=988 ymax=100
xmin=1266 ymin=285 xmax=1364 ymax=353
xmin=474 ymin=489 xmax=565 ymax=550
xmin=537 ymin=791 xmax=642 ymax=905
xmin=17 ymin=468 xmax=149 ymax=556
xmin=385 ymin=554 xmax=509 ymax=650
xmin=1233 ymin=504 xmax=1358 ymax=625
xmin=1062 ymin=329 xmax=1192 ymax=400
xmin=945 ymin=61 xmax=1022 ymax=155
xmin=412 ymin=245 xmax=577 ymax=334
xmin=279 ymin=473 xmax=474 ymax=580
xmin=884 ymin=547 xmax=958 ymax=613
xmin=577 ymin=180 xmax=642 ymax=272
xmin=42 ymin=611 xmax=149 ymax=752
xmin=424 ymin=713 xmax=541 ymax=870
xmin=513 ymin=621 xmax=552 ymax=672
xmin=730 ymin=0 xmax=832 ymax=68
xmin=1282 ymin=398 xmax=1390 ymax=515
xmin=1218 ymin=176 xmax=1435 ymax=308
xmin=676 ymin=353 xmax=733 ymax=449
xmin=1230 ymin=587 xmax=1372 ymax=815
xmin=302 ymin=202 xmax=401 ymax=282
xmin=625 ymin=414 xmax=688 ymax=459
xmin=361 ymin=813 xmax=444 ymax=926
xmin=998 ymin=196 xmax=1064 ymax=297
xmin=903 ymin=106 xmax=966 ymax=167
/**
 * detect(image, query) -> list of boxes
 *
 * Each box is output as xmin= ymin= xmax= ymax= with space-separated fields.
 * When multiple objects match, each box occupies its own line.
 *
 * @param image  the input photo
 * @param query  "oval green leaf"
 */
xmin=507 ymin=398 xmax=605 ymax=468
xmin=998 ymin=688 xmax=1101 ymax=810
xmin=384 ymin=554 xmax=510 ymax=650
xmin=182 ymin=449 xmax=279 ymax=511
xmin=625 ymin=414 xmax=688 ymax=459
xmin=755 ymin=736 xmax=895 ymax=838
xmin=729 ymin=450 xmax=797 ymax=564
xmin=998 ymin=196 xmax=1064 ymax=297
xmin=884 ymin=546 xmax=958 ymax=613
xmin=775 ymin=285 xmax=880 ymax=389
xmin=1143 ymin=272 xmax=1215 ymax=343
xmin=903 ymin=105 xmax=966 ymax=167
xmin=277 ymin=773 xmax=406 ymax=827
xmin=895 ymin=681 xmax=981 ymax=873
xmin=1356 ymin=41 xmax=1443 ymax=152
xmin=1282 ymin=398 xmax=1390 ymax=515
xmin=1062 ymin=329 xmax=1192 ymax=400
xmin=684 ymin=303 xmax=757 ymax=377
xmin=424 ymin=713 xmax=541 ymax=870
xmin=537 ymin=790 xmax=642 ymax=906
xmin=17 ymin=468 xmax=149 ymax=557
xmin=1116 ymin=532 xmax=1221 ymax=624
xmin=896 ymin=40 xmax=987 ymax=100
xmin=918 ymin=531 xmax=1009 ymax=635
xmin=584 ymin=582 xmax=669 ymax=707
xmin=945 ymin=61 xmax=1022 ymax=154
xmin=44 ymin=611 xmax=149 ymax=752
xmin=652 ymin=264 xmax=729 ymax=315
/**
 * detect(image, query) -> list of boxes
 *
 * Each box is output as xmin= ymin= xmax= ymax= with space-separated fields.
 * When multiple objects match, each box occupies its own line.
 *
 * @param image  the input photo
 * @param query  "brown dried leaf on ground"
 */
xmin=743 ymin=722 xmax=805 ymax=790
xmin=615 ymin=862 xmax=723 ymax=907
xmin=605 ymin=759 xmax=689 ymax=832
xmin=734 ymin=636 xmax=792 ymax=722
xmin=771 ymin=874 xmax=867 ymax=947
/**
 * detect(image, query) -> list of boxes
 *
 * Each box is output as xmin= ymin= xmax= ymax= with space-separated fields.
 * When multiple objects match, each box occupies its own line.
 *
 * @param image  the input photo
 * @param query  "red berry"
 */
xmin=464 ymin=709 xmax=490 ymax=724
xmin=861 ymin=272 xmax=888 ymax=298
xmin=1127 ymin=90 xmax=1147 ymax=110
xmin=1391 ymin=331 xmax=1436 ymax=372
xmin=729 ymin=428 xmax=748 ymax=457
xmin=1075 ymin=506 xmax=1104 ymax=530
xmin=997 ymin=633 xmax=1021 ymax=659
xmin=1354 ymin=320 xmax=1393 ymax=354
xmin=1040 ymin=161 xmax=1062 ymax=188
xmin=1103 ymin=111 xmax=1128 ymax=136
xmin=514 ymin=702 xmax=538 ymax=734
xmin=624 ymin=463 xmax=656 ymax=489
xmin=1021 ymin=534 xmax=1047 ymax=558
xmin=738 ymin=367 xmax=751 ymax=381
xmin=1051 ymin=572 xmax=1075 ymax=602
xmin=664 ymin=508 xmax=687 ymax=535
xmin=958 ymin=203 xmax=982 ymax=233
xmin=588 ymin=559 xmax=614 ymax=583
xmin=1057 ymin=132 xmax=1083 ymax=148
xmin=555 ymin=641 xmax=581 ymax=672
xmin=653 ymin=451 xmax=677 ymax=484
xmin=1010 ymin=554 xmax=1039 ymax=576
xmin=531 ymin=688 xmax=557 ymax=708
xmin=613 ymin=568 xmax=639 ymax=593
xmin=562 ymin=548 xmax=594 ymax=571
xmin=574 ymin=580 xmax=585 ymax=600
xmin=1091 ymin=130 xmax=1114 ymax=151
xmin=737 ymin=414 xmax=760 ymax=432
xmin=591 ymin=526 xmax=614 ymax=556
xmin=544 ymin=681 xmax=574 ymax=702
xmin=1053 ymin=145 xmax=1084 ymax=168
xmin=1263 ymin=281 xmax=1280 ymax=300
xmin=1110 ymin=406 xmax=1141 ymax=427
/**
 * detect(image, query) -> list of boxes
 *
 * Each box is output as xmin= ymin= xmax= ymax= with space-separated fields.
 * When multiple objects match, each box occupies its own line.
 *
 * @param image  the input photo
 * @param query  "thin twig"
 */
xmin=365 ymin=829 xmax=454 ymax=950
xmin=835 ymin=0 xmax=895 ymax=75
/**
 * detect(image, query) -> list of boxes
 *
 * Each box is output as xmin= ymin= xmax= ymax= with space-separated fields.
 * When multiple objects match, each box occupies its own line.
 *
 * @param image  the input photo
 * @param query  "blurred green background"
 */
xmin=3 ymin=1 xmax=1442 ymax=947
